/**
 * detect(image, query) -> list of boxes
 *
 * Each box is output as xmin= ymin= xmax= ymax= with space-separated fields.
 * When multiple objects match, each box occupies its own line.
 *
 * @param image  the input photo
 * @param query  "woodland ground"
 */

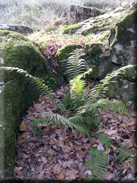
xmin=0 ymin=0 xmax=137 ymax=181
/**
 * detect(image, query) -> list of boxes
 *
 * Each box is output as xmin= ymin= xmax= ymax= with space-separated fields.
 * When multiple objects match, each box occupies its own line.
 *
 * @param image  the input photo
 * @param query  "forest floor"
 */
xmin=15 ymin=85 xmax=137 ymax=181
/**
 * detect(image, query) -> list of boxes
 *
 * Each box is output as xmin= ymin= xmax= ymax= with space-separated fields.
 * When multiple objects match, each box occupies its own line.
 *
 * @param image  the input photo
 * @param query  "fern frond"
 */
xmin=84 ymin=147 xmax=108 ymax=180
xmin=55 ymin=101 xmax=69 ymax=117
xmin=79 ymin=65 xmax=135 ymax=114
xmin=96 ymin=133 xmax=112 ymax=151
xmin=116 ymin=145 xmax=133 ymax=163
xmin=78 ymin=98 xmax=129 ymax=117
xmin=61 ymin=48 xmax=87 ymax=80
xmin=69 ymin=68 xmax=92 ymax=102
xmin=29 ymin=112 xmax=90 ymax=136
xmin=69 ymin=113 xmax=99 ymax=130
xmin=87 ymin=65 xmax=136 ymax=101
xmin=0 ymin=66 xmax=50 ymax=96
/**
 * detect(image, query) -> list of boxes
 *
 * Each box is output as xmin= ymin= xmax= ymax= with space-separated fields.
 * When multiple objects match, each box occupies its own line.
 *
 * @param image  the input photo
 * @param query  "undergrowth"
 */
xmin=28 ymin=48 xmax=135 ymax=180
xmin=1 ymin=50 xmax=134 ymax=180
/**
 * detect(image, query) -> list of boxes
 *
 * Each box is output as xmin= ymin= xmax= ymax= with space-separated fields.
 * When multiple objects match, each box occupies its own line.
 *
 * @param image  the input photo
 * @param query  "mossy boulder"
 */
xmin=0 ymin=30 xmax=57 ymax=90
xmin=0 ymin=30 xmax=57 ymax=179
xmin=0 ymin=24 xmax=33 ymax=34
xmin=109 ymin=9 xmax=137 ymax=65
xmin=84 ymin=42 xmax=113 ymax=80
xmin=57 ymin=43 xmax=82 ymax=82
xmin=63 ymin=23 xmax=84 ymax=34
xmin=0 ymin=67 xmax=47 ymax=179
xmin=60 ymin=3 xmax=104 ymax=25
xmin=63 ymin=3 xmax=134 ymax=36
xmin=105 ymin=65 xmax=137 ymax=101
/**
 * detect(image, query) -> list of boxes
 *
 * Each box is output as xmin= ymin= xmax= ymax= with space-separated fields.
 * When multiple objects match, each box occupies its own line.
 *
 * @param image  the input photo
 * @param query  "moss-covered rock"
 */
xmin=0 ymin=24 xmax=33 ymax=34
xmin=0 ymin=30 xmax=57 ymax=91
xmin=57 ymin=44 xmax=82 ymax=82
xmin=109 ymin=10 xmax=137 ymax=65
xmin=63 ymin=23 xmax=84 ymax=34
xmin=84 ymin=43 xmax=113 ymax=80
xmin=0 ymin=67 xmax=48 ymax=179
xmin=105 ymin=65 xmax=137 ymax=101
xmin=60 ymin=4 xmax=104 ymax=25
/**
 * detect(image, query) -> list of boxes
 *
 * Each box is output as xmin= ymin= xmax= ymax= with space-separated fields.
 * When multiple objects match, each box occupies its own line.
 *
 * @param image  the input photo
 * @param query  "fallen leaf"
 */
xmin=14 ymin=167 xmax=24 ymax=179
xmin=41 ymin=156 xmax=47 ymax=164
xmin=65 ymin=169 xmax=78 ymax=179
xmin=38 ymin=170 xmax=45 ymax=179
xmin=104 ymin=130 xmax=117 ymax=136
xmin=85 ymin=170 xmax=92 ymax=175
xmin=61 ymin=145 xmax=71 ymax=153
xmin=19 ymin=124 xmax=28 ymax=131
xmin=48 ymin=149 xmax=57 ymax=156
xmin=58 ymin=169 xmax=66 ymax=179
xmin=97 ymin=140 xmax=105 ymax=151
xmin=99 ymin=50 xmax=110 ymax=57
xmin=27 ymin=106 xmax=36 ymax=113
xmin=131 ymin=111 xmax=137 ymax=117
xmin=53 ymin=164 xmax=61 ymax=174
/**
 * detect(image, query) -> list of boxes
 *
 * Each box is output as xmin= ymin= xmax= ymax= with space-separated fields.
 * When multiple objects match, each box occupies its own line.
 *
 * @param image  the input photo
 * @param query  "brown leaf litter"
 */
xmin=15 ymin=86 xmax=137 ymax=181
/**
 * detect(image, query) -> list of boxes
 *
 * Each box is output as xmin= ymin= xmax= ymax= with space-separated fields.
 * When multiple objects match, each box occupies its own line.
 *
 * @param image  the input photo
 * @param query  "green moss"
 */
xmin=57 ymin=44 xmax=82 ymax=82
xmin=0 ymin=67 xmax=51 ymax=178
xmin=110 ymin=9 xmax=137 ymax=48
xmin=82 ymin=21 xmax=110 ymax=35
xmin=114 ymin=8 xmax=125 ymax=13
xmin=0 ymin=30 xmax=57 ymax=90
xmin=57 ymin=44 xmax=82 ymax=62
xmin=0 ymin=72 xmax=26 ymax=177
xmin=85 ymin=43 xmax=103 ymax=56
xmin=63 ymin=23 xmax=84 ymax=34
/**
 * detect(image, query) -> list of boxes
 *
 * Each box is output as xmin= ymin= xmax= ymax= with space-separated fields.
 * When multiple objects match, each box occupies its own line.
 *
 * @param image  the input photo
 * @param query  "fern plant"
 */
xmin=29 ymin=112 xmax=90 ymax=136
xmin=28 ymin=49 xmax=135 ymax=180
xmin=77 ymin=65 xmax=135 ymax=115
xmin=84 ymin=147 xmax=108 ymax=180
xmin=69 ymin=68 xmax=92 ymax=105
xmin=0 ymin=66 xmax=50 ymax=96
xmin=60 ymin=48 xmax=86 ymax=81
xmin=116 ymin=144 xmax=133 ymax=163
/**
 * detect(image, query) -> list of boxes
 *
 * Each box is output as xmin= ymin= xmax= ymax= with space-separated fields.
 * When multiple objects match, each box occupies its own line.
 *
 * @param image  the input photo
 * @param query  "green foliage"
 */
xmin=116 ymin=145 xmax=133 ymax=163
xmin=29 ymin=112 xmax=90 ymax=136
xmin=70 ymin=68 xmax=92 ymax=103
xmin=78 ymin=65 xmax=134 ymax=115
xmin=69 ymin=113 xmax=99 ymax=130
xmin=28 ymin=51 xmax=133 ymax=180
xmin=96 ymin=133 xmax=112 ymax=151
xmin=60 ymin=91 xmax=79 ymax=112
xmin=0 ymin=66 xmax=50 ymax=96
xmin=84 ymin=147 xmax=108 ymax=180
xmin=61 ymin=48 xmax=86 ymax=81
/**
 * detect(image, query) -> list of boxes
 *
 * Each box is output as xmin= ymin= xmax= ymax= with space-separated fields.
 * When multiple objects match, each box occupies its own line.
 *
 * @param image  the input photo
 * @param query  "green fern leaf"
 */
xmin=84 ymin=147 xmax=108 ymax=180
xmin=69 ymin=113 xmax=99 ymax=130
xmin=0 ymin=66 xmax=50 ymax=96
xmin=29 ymin=112 xmax=90 ymax=136
xmin=96 ymin=133 xmax=112 ymax=151
xmin=116 ymin=145 xmax=133 ymax=163
xmin=61 ymin=48 xmax=87 ymax=81
xmin=69 ymin=68 xmax=92 ymax=103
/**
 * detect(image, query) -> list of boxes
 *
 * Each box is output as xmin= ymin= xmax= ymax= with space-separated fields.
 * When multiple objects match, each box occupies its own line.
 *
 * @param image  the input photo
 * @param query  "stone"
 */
xmin=0 ymin=30 xmax=57 ymax=178
xmin=0 ymin=24 xmax=33 ymax=34
xmin=109 ymin=9 xmax=137 ymax=65
xmin=60 ymin=4 xmax=104 ymax=25
xmin=0 ymin=30 xmax=57 ymax=90
xmin=105 ymin=65 xmax=137 ymax=101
